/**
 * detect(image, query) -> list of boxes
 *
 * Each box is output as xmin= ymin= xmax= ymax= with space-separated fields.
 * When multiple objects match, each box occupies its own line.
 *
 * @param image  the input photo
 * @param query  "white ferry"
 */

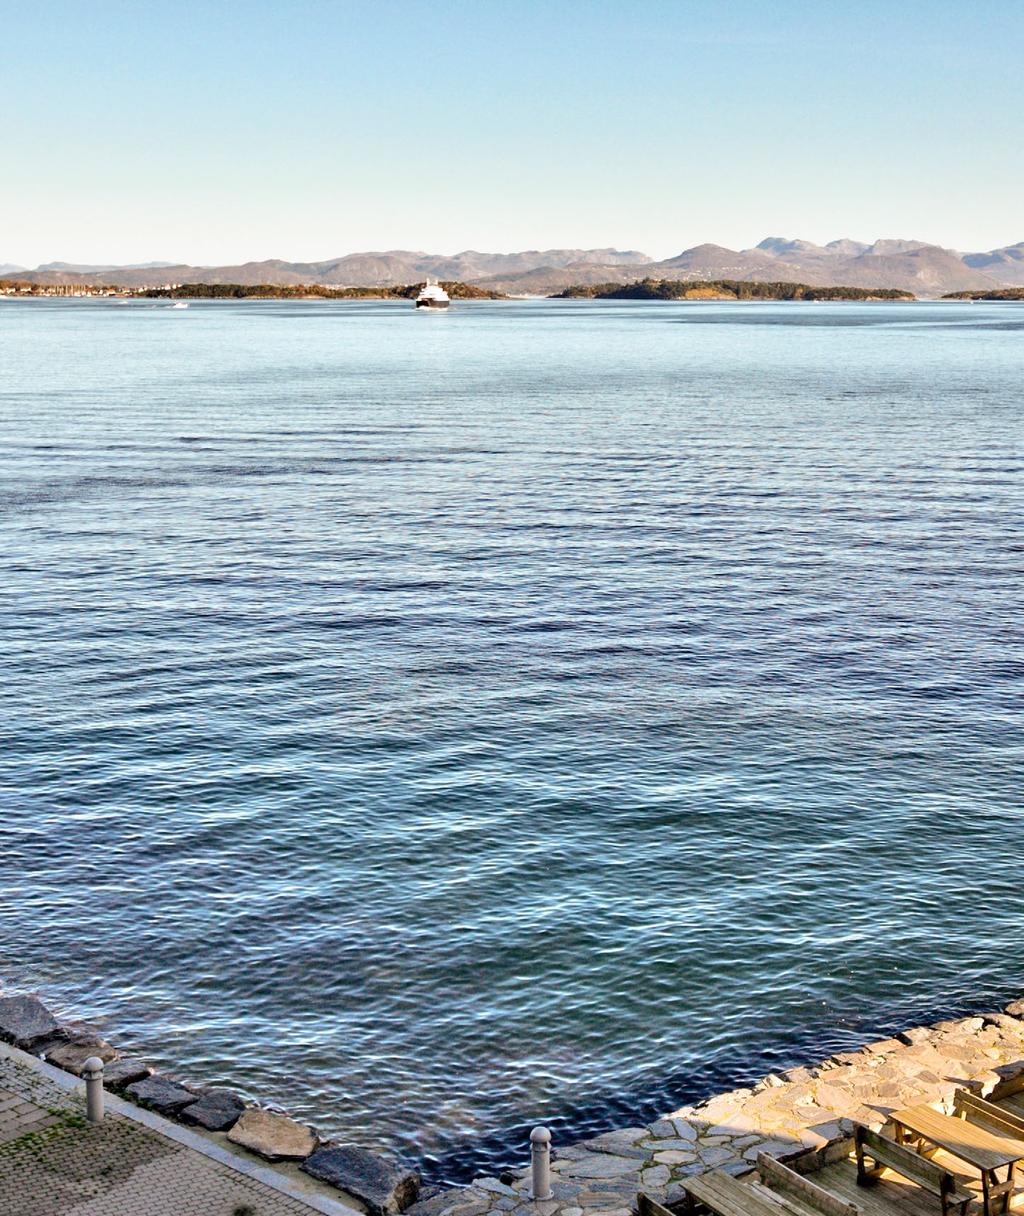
xmin=415 ymin=279 xmax=450 ymax=309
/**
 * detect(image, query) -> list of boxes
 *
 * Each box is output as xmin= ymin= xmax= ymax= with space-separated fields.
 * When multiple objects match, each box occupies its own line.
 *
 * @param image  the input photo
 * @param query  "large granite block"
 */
xmin=0 ymin=995 xmax=61 ymax=1048
xmin=125 ymin=1073 xmax=197 ymax=1116
xmin=228 ymin=1107 xmax=317 ymax=1160
xmin=302 ymin=1144 xmax=421 ymax=1214
xmin=181 ymin=1088 xmax=246 ymax=1131
xmin=45 ymin=1037 xmax=119 ymax=1076
xmin=102 ymin=1057 xmax=153 ymax=1090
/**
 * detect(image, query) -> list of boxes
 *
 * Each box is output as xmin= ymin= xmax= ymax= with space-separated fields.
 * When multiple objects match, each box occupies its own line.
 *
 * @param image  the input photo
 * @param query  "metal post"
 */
xmin=83 ymin=1056 xmax=105 ymax=1123
xmin=530 ymin=1126 xmax=552 ymax=1200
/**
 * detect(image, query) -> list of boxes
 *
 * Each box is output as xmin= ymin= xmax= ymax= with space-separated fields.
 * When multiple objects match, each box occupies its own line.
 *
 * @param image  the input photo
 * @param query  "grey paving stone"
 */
xmin=474 ymin=1177 xmax=517 ymax=1196
xmin=560 ymin=1155 xmax=640 ymax=1180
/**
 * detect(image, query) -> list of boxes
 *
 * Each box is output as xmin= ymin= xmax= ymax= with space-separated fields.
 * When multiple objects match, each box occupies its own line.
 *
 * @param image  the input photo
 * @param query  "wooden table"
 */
xmin=890 ymin=1103 xmax=1024 ymax=1216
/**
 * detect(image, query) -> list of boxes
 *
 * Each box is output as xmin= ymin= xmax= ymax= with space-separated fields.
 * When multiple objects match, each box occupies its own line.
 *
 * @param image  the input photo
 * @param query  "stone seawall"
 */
xmin=4 ymin=986 xmax=1024 ymax=1216
xmin=0 ymin=989 xmax=419 ymax=1216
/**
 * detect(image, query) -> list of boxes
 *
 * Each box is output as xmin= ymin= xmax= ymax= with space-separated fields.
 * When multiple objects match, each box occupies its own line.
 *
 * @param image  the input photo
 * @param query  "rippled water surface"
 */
xmin=1 ymin=298 xmax=1022 ymax=1180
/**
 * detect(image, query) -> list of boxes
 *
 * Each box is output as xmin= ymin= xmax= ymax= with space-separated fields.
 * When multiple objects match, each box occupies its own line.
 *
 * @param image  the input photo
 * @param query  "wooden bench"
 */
xmin=954 ymin=1090 xmax=1024 ymax=1141
xmin=757 ymin=1153 xmax=859 ymax=1216
xmin=855 ymin=1124 xmax=973 ymax=1216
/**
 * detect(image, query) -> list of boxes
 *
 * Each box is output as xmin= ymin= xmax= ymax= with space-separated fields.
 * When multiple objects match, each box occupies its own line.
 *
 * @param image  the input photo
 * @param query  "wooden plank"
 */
xmin=757 ymin=1152 xmax=860 ymax=1216
xmin=813 ymin=1160 xmax=959 ymax=1216
xmin=684 ymin=1171 xmax=787 ymax=1216
xmin=638 ymin=1193 xmax=678 ymax=1216
xmin=890 ymin=1103 xmax=1024 ymax=1172
xmin=749 ymin=1179 xmax=821 ymax=1216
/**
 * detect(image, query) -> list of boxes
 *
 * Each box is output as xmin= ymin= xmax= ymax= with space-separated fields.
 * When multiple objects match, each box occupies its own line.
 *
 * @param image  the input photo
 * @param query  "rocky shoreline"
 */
xmin=0 ymin=989 xmax=420 ymax=1215
xmin=407 ymin=998 xmax=1024 ymax=1216
xmin=4 ymin=988 xmax=1024 ymax=1216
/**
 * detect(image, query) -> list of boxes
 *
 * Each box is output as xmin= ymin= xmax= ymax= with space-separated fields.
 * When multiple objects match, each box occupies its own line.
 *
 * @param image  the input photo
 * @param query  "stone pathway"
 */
xmin=0 ymin=1047 xmax=347 ymax=1216
xmin=408 ymin=1000 xmax=1024 ymax=1216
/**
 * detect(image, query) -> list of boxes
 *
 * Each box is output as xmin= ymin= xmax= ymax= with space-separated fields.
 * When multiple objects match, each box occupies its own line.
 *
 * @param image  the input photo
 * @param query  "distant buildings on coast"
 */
xmin=0 ymin=282 xmax=183 ymax=297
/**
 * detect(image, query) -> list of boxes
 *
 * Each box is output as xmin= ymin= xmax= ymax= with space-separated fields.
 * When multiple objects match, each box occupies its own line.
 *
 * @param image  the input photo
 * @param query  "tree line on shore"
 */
xmin=0 ymin=280 xmax=507 ymax=299
xmin=140 ymin=282 xmax=506 ymax=300
xmin=552 ymin=278 xmax=915 ymax=301
xmin=942 ymin=287 xmax=1024 ymax=300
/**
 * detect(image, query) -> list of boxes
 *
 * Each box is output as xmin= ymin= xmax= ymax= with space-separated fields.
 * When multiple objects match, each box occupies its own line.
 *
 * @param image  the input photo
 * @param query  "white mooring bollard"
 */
xmin=83 ymin=1056 xmax=105 ymax=1123
xmin=530 ymin=1126 xmax=552 ymax=1200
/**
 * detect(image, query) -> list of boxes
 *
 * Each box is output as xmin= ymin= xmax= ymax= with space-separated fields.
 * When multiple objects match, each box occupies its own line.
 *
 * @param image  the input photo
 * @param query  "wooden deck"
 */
xmin=653 ymin=1089 xmax=1024 ymax=1216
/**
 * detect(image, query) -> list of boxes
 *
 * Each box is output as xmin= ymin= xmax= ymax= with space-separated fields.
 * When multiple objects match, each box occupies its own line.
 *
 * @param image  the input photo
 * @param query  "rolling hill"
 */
xmin=961 ymin=242 xmax=1024 ymax=286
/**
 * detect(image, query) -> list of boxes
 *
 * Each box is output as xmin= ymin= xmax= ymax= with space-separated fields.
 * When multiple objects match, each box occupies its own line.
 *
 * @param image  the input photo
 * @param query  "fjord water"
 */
xmin=1 ymin=298 xmax=1022 ymax=1179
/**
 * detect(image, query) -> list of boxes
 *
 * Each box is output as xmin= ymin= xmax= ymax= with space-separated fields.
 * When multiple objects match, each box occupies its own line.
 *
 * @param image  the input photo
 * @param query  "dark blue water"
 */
xmin=0 ymin=298 xmax=1021 ymax=1181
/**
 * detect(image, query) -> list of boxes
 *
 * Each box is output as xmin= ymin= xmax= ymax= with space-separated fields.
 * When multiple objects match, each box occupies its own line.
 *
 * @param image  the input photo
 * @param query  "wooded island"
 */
xmin=552 ymin=278 xmax=915 ymax=300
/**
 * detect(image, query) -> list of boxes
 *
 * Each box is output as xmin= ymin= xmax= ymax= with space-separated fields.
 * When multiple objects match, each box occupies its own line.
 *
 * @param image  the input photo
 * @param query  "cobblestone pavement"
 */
xmin=0 ymin=1052 xmax=330 ymax=1216
xmin=408 ymin=1001 xmax=1024 ymax=1216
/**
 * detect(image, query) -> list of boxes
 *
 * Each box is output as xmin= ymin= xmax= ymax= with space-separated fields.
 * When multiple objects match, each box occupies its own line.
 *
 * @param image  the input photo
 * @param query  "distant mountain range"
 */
xmin=36 ymin=260 xmax=182 ymax=273
xmin=5 ymin=239 xmax=1024 ymax=296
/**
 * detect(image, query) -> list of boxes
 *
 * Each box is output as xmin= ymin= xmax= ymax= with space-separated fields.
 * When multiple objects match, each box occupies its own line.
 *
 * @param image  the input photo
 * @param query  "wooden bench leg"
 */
xmin=856 ymin=1141 xmax=868 ymax=1186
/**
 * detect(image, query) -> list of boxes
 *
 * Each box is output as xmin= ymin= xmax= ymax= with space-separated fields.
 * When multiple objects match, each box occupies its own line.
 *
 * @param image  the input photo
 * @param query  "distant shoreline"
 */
xmin=0 ymin=280 xmax=507 ymax=302
xmin=941 ymin=287 xmax=1024 ymax=301
xmin=2 ymin=278 xmax=921 ymax=302
xmin=9 ymin=278 xmax=1024 ymax=303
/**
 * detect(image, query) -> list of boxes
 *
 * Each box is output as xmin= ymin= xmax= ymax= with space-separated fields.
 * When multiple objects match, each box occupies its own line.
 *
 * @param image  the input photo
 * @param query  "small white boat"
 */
xmin=170 ymin=301 xmax=189 ymax=309
xmin=415 ymin=279 xmax=450 ymax=309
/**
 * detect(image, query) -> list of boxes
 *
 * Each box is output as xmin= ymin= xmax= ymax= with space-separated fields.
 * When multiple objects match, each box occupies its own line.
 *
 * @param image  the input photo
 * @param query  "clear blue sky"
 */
xmin=2 ymin=0 xmax=1021 ymax=266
